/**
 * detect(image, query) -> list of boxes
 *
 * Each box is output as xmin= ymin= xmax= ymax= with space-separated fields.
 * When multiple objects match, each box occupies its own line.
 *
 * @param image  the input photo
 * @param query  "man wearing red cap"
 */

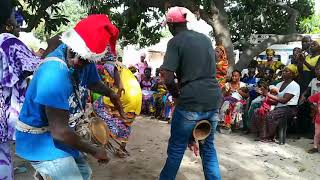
xmin=160 ymin=7 xmax=222 ymax=180
xmin=15 ymin=15 xmax=124 ymax=180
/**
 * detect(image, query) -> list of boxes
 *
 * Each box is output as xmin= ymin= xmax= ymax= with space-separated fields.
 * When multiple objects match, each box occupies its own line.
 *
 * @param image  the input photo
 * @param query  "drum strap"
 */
xmin=16 ymin=57 xmax=68 ymax=134
xmin=16 ymin=119 xmax=49 ymax=134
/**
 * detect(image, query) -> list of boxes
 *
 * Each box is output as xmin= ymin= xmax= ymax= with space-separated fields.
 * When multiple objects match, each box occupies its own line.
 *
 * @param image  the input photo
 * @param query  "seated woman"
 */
xmin=220 ymin=70 xmax=249 ymax=130
xmin=255 ymin=65 xmax=300 ymax=143
xmin=92 ymin=52 xmax=142 ymax=157
xmin=258 ymin=48 xmax=284 ymax=72
xmin=140 ymin=67 xmax=155 ymax=115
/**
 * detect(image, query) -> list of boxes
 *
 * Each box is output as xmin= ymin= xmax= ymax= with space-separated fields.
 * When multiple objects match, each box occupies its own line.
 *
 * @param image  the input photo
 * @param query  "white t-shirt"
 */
xmin=308 ymin=78 xmax=320 ymax=96
xmin=225 ymin=82 xmax=246 ymax=100
xmin=276 ymin=81 xmax=300 ymax=107
xmin=231 ymin=91 xmax=243 ymax=100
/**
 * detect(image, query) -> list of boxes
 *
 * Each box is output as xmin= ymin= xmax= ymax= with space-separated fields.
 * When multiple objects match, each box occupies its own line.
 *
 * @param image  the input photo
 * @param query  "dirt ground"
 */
xmin=14 ymin=116 xmax=320 ymax=180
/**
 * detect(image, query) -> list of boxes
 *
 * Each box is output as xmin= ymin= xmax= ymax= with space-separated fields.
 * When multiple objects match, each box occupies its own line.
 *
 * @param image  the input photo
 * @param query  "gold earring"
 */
xmin=5 ymin=25 xmax=13 ymax=32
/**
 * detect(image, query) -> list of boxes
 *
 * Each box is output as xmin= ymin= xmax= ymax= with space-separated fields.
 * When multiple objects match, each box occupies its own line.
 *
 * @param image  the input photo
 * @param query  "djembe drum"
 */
xmin=193 ymin=120 xmax=212 ymax=142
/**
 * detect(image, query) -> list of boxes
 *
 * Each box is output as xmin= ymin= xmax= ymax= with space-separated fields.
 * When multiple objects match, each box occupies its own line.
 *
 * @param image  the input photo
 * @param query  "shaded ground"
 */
xmin=15 ymin=116 xmax=320 ymax=180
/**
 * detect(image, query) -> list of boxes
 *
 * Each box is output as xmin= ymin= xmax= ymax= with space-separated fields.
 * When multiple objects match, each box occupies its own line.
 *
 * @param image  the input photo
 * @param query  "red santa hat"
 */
xmin=61 ymin=14 xmax=119 ymax=62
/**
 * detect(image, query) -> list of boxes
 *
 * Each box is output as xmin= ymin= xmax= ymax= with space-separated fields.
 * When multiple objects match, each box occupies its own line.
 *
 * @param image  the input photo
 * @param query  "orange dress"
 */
xmin=215 ymin=45 xmax=228 ymax=87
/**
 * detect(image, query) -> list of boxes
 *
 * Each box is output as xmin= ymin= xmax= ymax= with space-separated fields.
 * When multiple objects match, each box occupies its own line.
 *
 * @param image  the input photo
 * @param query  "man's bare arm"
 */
xmin=45 ymin=106 xmax=108 ymax=161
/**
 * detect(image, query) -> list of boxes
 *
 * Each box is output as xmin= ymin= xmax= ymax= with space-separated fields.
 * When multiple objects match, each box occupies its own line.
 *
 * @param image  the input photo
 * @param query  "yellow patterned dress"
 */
xmin=92 ymin=61 xmax=142 ymax=142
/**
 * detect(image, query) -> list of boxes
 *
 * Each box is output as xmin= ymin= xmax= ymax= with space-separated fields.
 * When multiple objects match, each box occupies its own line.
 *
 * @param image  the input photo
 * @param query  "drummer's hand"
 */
xmin=117 ymin=88 xmax=125 ymax=97
xmin=109 ymin=92 xmax=127 ymax=119
xmin=117 ymin=83 xmax=125 ymax=97
xmin=299 ymin=96 xmax=306 ymax=105
xmin=93 ymin=148 xmax=110 ymax=164
xmin=188 ymin=141 xmax=199 ymax=157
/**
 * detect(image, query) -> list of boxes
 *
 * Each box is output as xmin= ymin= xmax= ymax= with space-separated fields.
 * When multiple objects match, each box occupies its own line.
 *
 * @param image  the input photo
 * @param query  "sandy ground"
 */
xmin=14 ymin=116 xmax=320 ymax=180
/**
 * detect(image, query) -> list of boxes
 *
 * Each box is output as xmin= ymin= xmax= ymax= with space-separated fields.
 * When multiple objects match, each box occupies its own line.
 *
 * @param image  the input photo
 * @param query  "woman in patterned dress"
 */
xmin=92 ymin=53 xmax=142 ymax=157
xmin=0 ymin=1 xmax=41 ymax=179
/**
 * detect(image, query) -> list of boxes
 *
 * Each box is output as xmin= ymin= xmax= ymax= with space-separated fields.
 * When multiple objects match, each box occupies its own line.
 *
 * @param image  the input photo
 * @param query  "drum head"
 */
xmin=89 ymin=117 xmax=110 ymax=145
xmin=193 ymin=120 xmax=212 ymax=141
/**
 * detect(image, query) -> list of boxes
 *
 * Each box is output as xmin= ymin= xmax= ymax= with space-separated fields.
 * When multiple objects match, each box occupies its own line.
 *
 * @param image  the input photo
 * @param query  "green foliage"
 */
xmin=300 ymin=15 xmax=320 ymax=34
xmin=14 ymin=0 xmax=69 ymax=33
xmin=32 ymin=0 xmax=87 ymax=41
xmin=17 ymin=0 xmax=317 ymax=48
xmin=80 ymin=0 xmax=164 ymax=48
xmin=227 ymin=0 xmax=314 ymax=49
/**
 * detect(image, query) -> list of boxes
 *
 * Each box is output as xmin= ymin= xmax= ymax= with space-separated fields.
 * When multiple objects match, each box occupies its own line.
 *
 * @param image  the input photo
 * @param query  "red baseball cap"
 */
xmin=162 ymin=6 xmax=192 ymax=26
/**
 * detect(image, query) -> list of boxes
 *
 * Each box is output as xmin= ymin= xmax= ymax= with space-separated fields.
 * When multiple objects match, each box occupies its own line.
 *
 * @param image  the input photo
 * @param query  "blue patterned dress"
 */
xmin=0 ymin=33 xmax=41 ymax=180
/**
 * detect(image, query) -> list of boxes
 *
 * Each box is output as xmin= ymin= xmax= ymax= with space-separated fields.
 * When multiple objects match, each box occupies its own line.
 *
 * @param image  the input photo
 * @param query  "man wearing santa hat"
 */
xmin=15 ymin=15 xmax=124 ymax=180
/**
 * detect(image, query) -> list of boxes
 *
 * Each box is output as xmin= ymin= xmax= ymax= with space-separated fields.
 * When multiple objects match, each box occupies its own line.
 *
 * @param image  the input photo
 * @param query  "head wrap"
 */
xmin=216 ymin=45 xmax=228 ymax=63
xmin=287 ymin=64 xmax=298 ymax=77
xmin=0 ymin=0 xmax=13 ymax=26
xmin=266 ymin=48 xmax=275 ymax=56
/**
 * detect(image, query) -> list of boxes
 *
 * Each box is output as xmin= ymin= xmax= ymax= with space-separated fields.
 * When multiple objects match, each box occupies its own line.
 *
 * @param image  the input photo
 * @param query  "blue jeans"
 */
xmin=30 ymin=155 xmax=92 ymax=180
xmin=160 ymin=107 xmax=221 ymax=180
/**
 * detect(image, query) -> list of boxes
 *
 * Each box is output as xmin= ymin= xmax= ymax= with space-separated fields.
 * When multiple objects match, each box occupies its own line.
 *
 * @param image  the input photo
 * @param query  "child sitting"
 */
xmin=220 ymin=87 xmax=249 ymax=130
xmin=257 ymin=85 xmax=279 ymax=116
xmin=252 ymin=83 xmax=279 ymax=140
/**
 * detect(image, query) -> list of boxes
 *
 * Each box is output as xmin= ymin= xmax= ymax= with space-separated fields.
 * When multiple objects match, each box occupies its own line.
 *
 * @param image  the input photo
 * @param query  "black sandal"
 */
xmin=307 ymin=148 xmax=318 ymax=154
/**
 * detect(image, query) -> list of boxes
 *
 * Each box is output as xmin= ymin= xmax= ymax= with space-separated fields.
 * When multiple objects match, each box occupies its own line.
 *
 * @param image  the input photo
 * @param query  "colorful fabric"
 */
xmin=93 ymin=61 xmax=141 ymax=142
xmin=136 ymin=62 xmax=148 ymax=75
xmin=258 ymin=61 xmax=284 ymax=71
xmin=152 ymin=81 xmax=167 ymax=118
xmin=140 ymin=77 xmax=155 ymax=114
xmin=219 ymin=96 xmax=246 ymax=129
xmin=247 ymin=98 xmax=263 ymax=130
xmin=303 ymin=55 xmax=320 ymax=71
xmin=313 ymin=123 xmax=320 ymax=149
xmin=95 ymin=61 xmax=142 ymax=115
xmin=308 ymin=92 xmax=320 ymax=124
xmin=0 ymin=142 xmax=13 ymax=180
xmin=141 ymin=90 xmax=155 ymax=114
xmin=266 ymin=48 xmax=275 ymax=56
xmin=163 ymin=93 xmax=175 ymax=119
xmin=287 ymin=64 xmax=298 ymax=77
xmin=94 ymin=97 xmax=132 ymax=142
xmin=16 ymin=44 xmax=100 ymax=161
xmin=308 ymin=78 xmax=320 ymax=96
xmin=215 ymin=45 xmax=228 ymax=87
xmin=0 ymin=33 xmax=41 ymax=143
xmin=242 ymin=77 xmax=258 ymax=99
xmin=251 ymin=98 xmax=275 ymax=137
xmin=135 ymin=62 xmax=148 ymax=82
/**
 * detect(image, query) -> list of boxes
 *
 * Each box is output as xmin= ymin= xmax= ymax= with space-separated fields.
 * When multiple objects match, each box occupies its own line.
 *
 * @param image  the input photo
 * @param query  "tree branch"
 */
xmin=137 ymin=0 xmax=167 ymax=9
xmin=275 ymin=2 xmax=299 ymax=33
xmin=236 ymin=33 xmax=303 ymax=70
xmin=22 ymin=0 xmax=65 ymax=32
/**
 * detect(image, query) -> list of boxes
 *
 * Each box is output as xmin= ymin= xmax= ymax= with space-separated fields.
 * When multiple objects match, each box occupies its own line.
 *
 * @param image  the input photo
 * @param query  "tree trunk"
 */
xmin=236 ymin=33 xmax=303 ymax=70
xmin=211 ymin=0 xmax=235 ymax=66
xmin=139 ymin=0 xmax=236 ymax=66
xmin=235 ymin=3 xmax=301 ymax=70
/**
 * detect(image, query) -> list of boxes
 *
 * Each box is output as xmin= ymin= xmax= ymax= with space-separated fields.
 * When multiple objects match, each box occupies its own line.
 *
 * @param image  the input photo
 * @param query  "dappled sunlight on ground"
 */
xmin=14 ymin=117 xmax=320 ymax=180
